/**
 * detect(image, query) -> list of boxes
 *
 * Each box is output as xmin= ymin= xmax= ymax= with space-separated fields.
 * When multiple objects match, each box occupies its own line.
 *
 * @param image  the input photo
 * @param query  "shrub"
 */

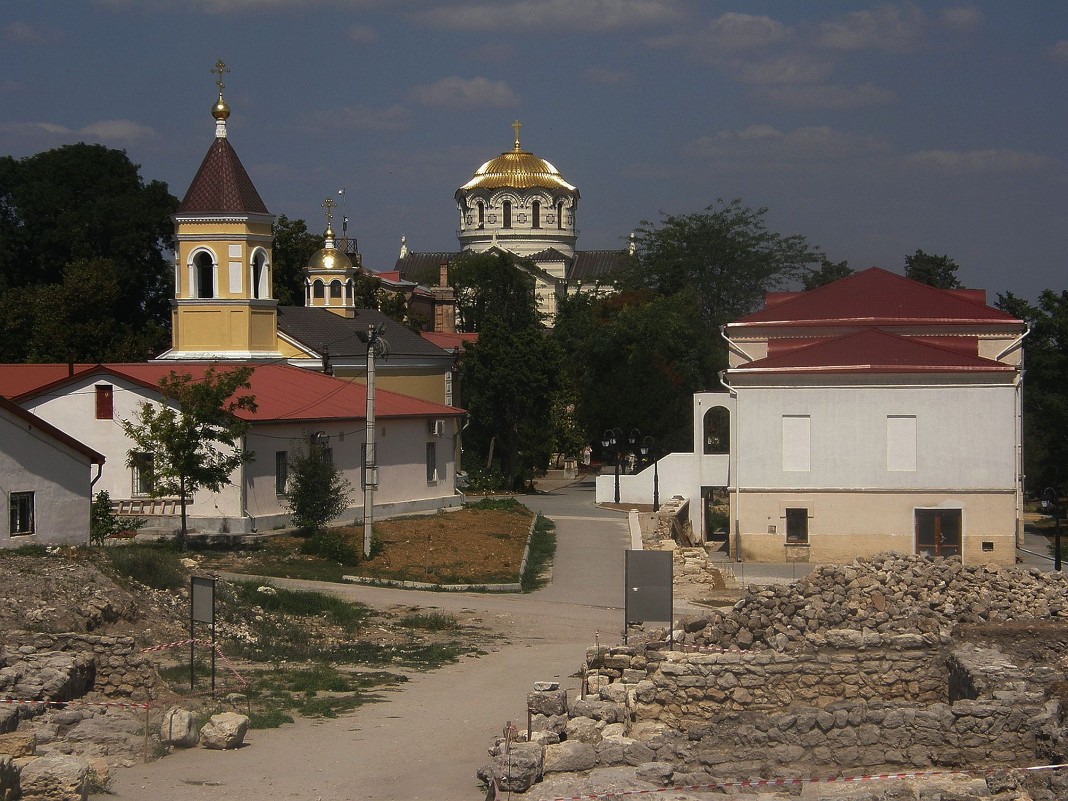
xmin=284 ymin=436 xmax=353 ymax=536
xmin=89 ymin=490 xmax=145 ymax=546
xmin=299 ymin=529 xmax=361 ymax=566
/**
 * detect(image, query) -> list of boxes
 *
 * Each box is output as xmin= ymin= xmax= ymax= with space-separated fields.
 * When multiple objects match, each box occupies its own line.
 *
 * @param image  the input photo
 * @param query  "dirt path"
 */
xmin=109 ymin=485 xmax=628 ymax=801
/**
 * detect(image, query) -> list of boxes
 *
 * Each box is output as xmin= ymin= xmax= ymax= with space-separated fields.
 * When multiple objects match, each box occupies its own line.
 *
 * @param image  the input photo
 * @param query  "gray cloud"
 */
xmin=754 ymin=82 xmax=897 ymax=109
xmin=0 ymin=119 xmax=157 ymax=145
xmin=414 ymin=0 xmax=682 ymax=32
xmin=903 ymin=149 xmax=1054 ymax=173
xmin=409 ymin=77 xmax=517 ymax=109
xmin=4 ymin=20 xmax=64 ymax=44
xmin=307 ymin=104 xmax=410 ymax=133
xmin=815 ymin=4 xmax=926 ymax=52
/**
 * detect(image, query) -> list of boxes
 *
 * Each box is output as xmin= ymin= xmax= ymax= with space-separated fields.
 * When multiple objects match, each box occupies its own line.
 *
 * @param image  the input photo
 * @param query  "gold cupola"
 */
xmin=305 ymin=198 xmax=357 ymax=316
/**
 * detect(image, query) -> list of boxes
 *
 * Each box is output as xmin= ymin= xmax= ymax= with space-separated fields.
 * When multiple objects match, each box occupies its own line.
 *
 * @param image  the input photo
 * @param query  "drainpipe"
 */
xmin=718 ymin=370 xmax=741 ymax=562
xmin=995 ymin=327 xmax=1028 ymax=552
xmin=90 ymin=462 xmax=103 ymax=489
xmin=720 ymin=325 xmax=756 ymax=363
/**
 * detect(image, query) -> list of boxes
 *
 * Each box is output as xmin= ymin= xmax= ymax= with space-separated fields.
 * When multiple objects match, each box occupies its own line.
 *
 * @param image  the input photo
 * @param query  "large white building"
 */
xmin=601 ymin=268 xmax=1027 ymax=566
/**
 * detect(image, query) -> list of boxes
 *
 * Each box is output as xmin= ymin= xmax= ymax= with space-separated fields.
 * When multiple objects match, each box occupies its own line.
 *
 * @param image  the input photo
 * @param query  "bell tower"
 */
xmin=164 ymin=60 xmax=280 ymax=360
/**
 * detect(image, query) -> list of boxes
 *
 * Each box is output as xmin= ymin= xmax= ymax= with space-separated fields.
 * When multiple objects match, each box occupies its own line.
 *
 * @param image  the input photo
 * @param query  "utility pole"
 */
xmin=360 ymin=323 xmax=386 ymax=558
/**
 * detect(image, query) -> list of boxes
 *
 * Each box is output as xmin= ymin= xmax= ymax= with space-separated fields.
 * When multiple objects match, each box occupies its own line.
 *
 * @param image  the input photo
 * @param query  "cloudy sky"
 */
xmin=2 ymin=1 xmax=1065 ymax=300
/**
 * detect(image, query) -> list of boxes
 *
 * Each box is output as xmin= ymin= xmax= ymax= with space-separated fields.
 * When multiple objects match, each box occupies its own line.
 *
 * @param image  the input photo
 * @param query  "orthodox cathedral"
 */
xmin=395 ymin=121 xmax=629 ymax=325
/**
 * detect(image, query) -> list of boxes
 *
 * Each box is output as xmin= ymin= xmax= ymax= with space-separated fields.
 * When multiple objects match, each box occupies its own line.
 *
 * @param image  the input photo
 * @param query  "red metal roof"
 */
xmin=731 ymin=328 xmax=1014 ymax=374
xmin=3 ymin=363 xmax=463 ymax=423
xmin=0 ymin=364 xmax=98 ymax=399
xmin=420 ymin=331 xmax=478 ymax=351
xmin=731 ymin=268 xmax=1021 ymax=328
xmin=177 ymin=137 xmax=269 ymax=215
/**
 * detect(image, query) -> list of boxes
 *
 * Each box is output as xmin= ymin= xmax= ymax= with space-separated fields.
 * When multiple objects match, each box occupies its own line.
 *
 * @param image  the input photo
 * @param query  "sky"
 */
xmin=1 ymin=1 xmax=1065 ymax=302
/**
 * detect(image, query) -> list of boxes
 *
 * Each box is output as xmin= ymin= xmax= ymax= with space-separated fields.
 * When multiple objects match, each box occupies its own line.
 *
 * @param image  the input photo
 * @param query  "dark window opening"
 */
xmin=556 ymin=201 xmax=564 ymax=230
xmin=477 ymin=201 xmax=485 ymax=229
xmin=426 ymin=441 xmax=437 ymax=482
xmin=131 ymin=452 xmax=155 ymax=496
xmin=330 ymin=280 xmax=343 ymax=299
xmin=531 ymin=200 xmax=541 ymax=229
xmin=503 ymin=201 xmax=512 ymax=229
xmin=194 ymin=252 xmax=214 ymax=299
xmin=9 ymin=492 xmax=34 ymax=536
xmin=703 ymin=406 xmax=730 ymax=454
xmin=312 ymin=280 xmax=325 ymax=299
xmin=252 ymin=252 xmax=266 ymax=299
xmin=915 ymin=509 xmax=962 ymax=558
xmin=275 ymin=451 xmax=288 ymax=496
xmin=785 ymin=508 xmax=808 ymax=544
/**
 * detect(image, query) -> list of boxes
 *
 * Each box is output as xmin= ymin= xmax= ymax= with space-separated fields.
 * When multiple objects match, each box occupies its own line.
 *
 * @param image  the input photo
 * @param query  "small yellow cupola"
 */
xmin=305 ymin=197 xmax=357 ymax=317
xmin=163 ymin=60 xmax=281 ymax=360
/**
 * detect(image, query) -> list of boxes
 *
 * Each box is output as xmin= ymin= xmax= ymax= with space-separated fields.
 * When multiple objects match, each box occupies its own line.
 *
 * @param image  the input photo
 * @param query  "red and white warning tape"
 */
xmin=490 ymin=763 xmax=1068 ymax=801
xmin=139 ymin=638 xmax=248 ymax=688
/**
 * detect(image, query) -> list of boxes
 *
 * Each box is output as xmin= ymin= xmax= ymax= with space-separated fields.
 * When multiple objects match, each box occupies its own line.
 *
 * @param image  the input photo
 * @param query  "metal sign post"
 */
xmin=623 ymin=550 xmax=673 ymax=646
xmin=190 ymin=575 xmax=217 ymax=697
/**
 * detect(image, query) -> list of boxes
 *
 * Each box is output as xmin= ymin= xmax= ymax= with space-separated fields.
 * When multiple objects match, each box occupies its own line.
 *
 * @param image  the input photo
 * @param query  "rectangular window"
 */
xmin=785 ymin=508 xmax=809 ymax=544
xmin=9 ymin=492 xmax=34 ymax=536
xmin=426 ymin=441 xmax=437 ymax=483
xmin=782 ymin=415 xmax=811 ymax=472
xmin=131 ymin=452 xmax=155 ymax=496
xmin=445 ymin=371 xmax=454 ymax=406
xmin=95 ymin=384 xmax=114 ymax=420
xmin=321 ymin=447 xmax=333 ymax=467
xmin=886 ymin=415 xmax=917 ymax=471
xmin=275 ymin=451 xmax=288 ymax=496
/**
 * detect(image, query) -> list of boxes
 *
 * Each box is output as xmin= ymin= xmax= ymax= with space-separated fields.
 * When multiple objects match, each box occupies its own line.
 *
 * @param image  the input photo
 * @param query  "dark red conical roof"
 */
xmin=178 ymin=137 xmax=269 ymax=215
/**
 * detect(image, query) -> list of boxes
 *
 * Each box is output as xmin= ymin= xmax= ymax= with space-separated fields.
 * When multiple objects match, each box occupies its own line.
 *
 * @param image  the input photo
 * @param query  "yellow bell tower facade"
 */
xmin=164 ymin=61 xmax=281 ymax=360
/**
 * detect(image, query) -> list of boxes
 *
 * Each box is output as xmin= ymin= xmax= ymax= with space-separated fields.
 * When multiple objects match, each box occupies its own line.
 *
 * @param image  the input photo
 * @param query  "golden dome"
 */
xmin=461 ymin=124 xmax=577 ymax=193
xmin=212 ymin=92 xmax=230 ymax=121
xmin=307 ymin=226 xmax=353 ymax=272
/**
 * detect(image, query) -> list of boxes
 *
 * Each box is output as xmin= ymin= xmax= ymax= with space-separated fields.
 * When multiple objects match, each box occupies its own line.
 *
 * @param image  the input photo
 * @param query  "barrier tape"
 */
xmin=509 ymin=763 xmax=1068 ymax=801
xmin=139 ymin=638 xmax=248 ymax=689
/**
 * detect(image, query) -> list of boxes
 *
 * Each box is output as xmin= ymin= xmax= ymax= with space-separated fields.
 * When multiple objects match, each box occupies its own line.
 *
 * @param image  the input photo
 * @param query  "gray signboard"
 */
xmin=191 ymin=576 xmax=215 ymax=624
xmin=624 ymin=550 xmax=673 ymax=641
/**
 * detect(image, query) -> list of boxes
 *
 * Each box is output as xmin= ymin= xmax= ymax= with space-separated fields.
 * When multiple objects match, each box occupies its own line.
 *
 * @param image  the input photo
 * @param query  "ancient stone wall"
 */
xmin=3 ymin=632 xmax=161 ymax=701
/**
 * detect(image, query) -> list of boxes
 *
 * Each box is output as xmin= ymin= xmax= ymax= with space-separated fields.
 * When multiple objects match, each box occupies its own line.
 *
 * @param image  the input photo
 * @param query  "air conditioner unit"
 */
xmin=430 ymin=418 xmax=446 ymax=436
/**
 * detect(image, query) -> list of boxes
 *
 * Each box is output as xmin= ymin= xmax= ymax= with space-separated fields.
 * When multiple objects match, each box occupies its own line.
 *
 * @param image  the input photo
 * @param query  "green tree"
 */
xmin=449 ymin=251 xmax=541 ymax=332
xmin=89 ymin=490 xmax=145 ymax=546
xmin=0 ymin=144 xmax=178 ymax=327
xmin=617 ymin=199 xmax=822 ymax=327
xmin=904 ymin=249 xmax=962 ymax=289
xmin=271 ymin=215 xmax=321 ymax=305
xmin=554 ymin=289 xmax=719 ymax=452
xmin=284 ymin=434 xmax=354 ymax=535
xmin=997 ymin=290 xmax=1068 ymax=496
xmin=0 ymin=258 xmax=168 ymax=362
xmin=121 ymin=366 xmax=258 ymax=549
xmin=461 ymin=318 xmax=561 ymax=490
xmin=802 ymin=257 xmax=854 ymax=290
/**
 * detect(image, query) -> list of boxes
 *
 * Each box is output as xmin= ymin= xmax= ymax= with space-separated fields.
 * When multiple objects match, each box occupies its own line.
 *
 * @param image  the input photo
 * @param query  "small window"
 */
xmin=252 ymin=251 xmax=267 ymax=299
xmin=785 ymin=508 xmax=808 ymax=544
xmin=445 ymin=371 xmax=453 ymax=406
xmin=275 ymin=451 xmax=288 ymax=496
xmin=531 ymin=200 xmax=541 ymax=229
xmin=312 ymin=280 xmax=325 ymax=299
xmin=503 ymin=200 xmax=512 ymax=229
xmin=703 ymin=407 xmax=729 ymax=454
xmin=556 ymin=201 xmax=563 ymax=230
xmin=9 ymin=492 xmax=34 ymax=536
xmin=131 ymin=452 xmax=155 ymax=496
xmin=330 ymin=280 xmax=343 ymax=299
xmin=95 ymin=385 xmax=114 ymax=420
xmin=426 ymin=441 xmax=437 ymax=483
xmin=321 ymin=447 xmax=333 ymax=467
xmin=477 ymin=201 xmax=485 ymax=229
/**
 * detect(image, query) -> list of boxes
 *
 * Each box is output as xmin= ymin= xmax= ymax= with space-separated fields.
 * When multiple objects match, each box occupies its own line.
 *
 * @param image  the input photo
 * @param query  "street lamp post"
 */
xmin=1043 ymin=487 xmax=1062 ymax=571
xmin=642 ymin=435 xmax=660 ymax=512
xmin=602 ymin=428 xmax=621 ymax=504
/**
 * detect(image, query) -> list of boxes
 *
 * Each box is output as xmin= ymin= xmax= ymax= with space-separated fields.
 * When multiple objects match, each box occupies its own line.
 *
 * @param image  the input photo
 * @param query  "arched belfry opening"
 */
xmin=704 ymin=406 xmax=730 ymax=454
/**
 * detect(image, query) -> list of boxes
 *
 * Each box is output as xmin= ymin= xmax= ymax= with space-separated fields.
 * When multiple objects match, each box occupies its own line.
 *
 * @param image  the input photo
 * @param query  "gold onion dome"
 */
xmin=212 ymin=93 xmax=230 ymax=121
xmin=460 ymin=124 xmax=576 ymax=192
xmin=307 ymin=225 xmax=353 ymax=272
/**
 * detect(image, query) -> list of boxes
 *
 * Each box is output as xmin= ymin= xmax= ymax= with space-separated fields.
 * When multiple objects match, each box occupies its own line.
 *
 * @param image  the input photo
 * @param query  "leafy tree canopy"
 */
xmin=461 ymin=318 xmax=561 ymax=489
xmin=450 ymin=250 xmax=541 ymax=332
xmin=802 ymin=257 xmax=854 ymax=290
xmin=617 ymin=199 xmax=822 ymax=328
xmin=0 ymin=144 xmax=178 ymax=322
xmin=554 ymin=289 xmax=719 ymax=452
xmin=121 ymin=366 xmax=257 ymax=548
xmin=271 ymin=215 xmax=320 ymax=306
xmin=284 ymin=434 xmax=354 ymax=536
xmin=904 ymin=249 xmax=962 ymax=289
xmin=996 ymin=290 xmax=1068 ymax=496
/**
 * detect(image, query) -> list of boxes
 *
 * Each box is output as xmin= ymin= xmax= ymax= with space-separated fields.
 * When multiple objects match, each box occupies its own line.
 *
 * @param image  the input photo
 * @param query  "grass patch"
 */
xmin=240 ymin=662 xmax=409 ymax=721
xmin=229 ymin=581 xmax=371 ymax=632
xmin=248 ymin=708 xmax=294 ymax=729
xmin=466 ymin=497 xmax=527 ymax=513
xmin=521 ymin=514 xmax=557 ymax=592
xmin=102 ymin=543 xmax=186 ymax=590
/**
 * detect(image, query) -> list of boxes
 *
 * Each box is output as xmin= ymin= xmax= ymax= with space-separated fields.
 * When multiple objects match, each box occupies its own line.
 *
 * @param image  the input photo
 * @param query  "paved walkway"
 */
xmin=110 ymin=479 xmax=630 ymax=801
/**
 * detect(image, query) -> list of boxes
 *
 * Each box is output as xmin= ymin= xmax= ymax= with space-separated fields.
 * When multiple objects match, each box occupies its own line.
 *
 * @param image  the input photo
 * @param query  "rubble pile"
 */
xmin=677 ymin=553 xmax=1068 ymax=651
